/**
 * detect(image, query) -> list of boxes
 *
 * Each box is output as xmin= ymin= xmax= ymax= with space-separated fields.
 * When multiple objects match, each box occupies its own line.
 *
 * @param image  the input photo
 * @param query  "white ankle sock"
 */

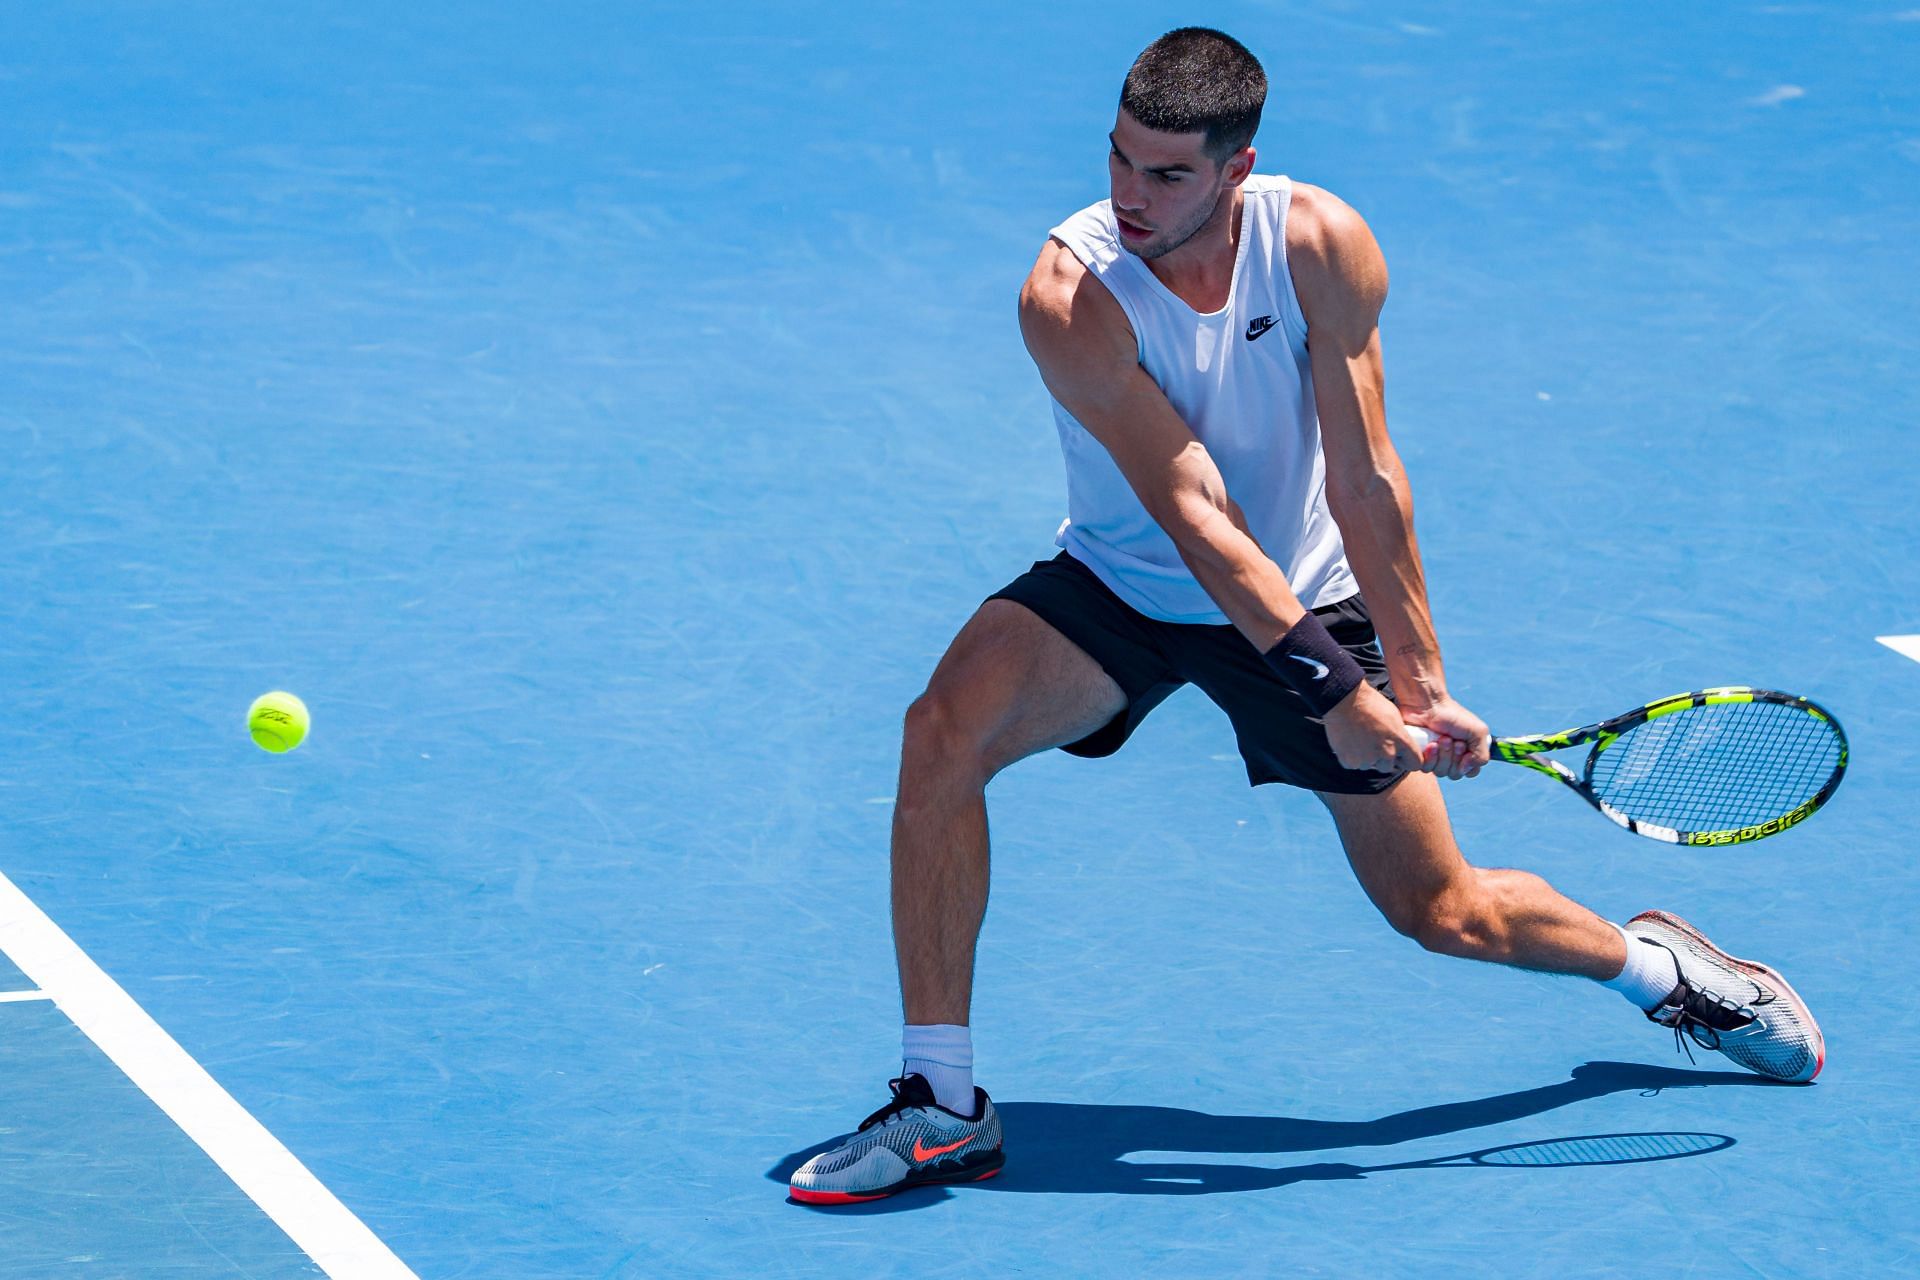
xmin=1599 ymin=922 xmax=1681 ymax=1011
xmin=902 ymin=1023 xmax=975 ymax=1116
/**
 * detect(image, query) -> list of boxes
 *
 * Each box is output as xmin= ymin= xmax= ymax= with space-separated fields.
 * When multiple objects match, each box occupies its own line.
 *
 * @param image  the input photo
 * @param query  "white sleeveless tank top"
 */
xmin=1046 ymin=174 xmax=1355 ymax=624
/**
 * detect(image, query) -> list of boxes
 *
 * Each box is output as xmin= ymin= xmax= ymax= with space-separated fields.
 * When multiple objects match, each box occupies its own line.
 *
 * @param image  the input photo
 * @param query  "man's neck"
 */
xmin=1142 ymin=188 xmax=1244 ymax=312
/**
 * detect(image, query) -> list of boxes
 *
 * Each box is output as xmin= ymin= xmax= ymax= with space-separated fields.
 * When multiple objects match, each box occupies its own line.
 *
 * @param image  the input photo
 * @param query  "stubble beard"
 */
xmin=1125 ymin=184 xmax=1228 ymax=262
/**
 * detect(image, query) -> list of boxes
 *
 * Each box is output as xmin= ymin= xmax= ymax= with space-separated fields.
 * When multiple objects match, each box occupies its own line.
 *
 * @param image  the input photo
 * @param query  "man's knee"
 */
xmin=1386 ymin=874 xmax=1498 ymax=960
xmin=901 ymin=691 xmax=992 ymax=789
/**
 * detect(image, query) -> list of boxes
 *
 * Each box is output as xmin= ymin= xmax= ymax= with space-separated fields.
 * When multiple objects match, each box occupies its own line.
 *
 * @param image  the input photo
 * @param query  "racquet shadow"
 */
xmin=771 ymin=1060 xmax=1769 ymax=1212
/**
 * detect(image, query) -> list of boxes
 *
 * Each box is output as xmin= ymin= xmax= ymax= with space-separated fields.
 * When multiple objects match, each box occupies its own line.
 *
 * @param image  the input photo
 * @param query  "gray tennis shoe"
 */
xmin=1629 ymin=910 xmax=1824 ymax=1082
xmin=789 ymin=1074 xmax=1004 ymax=1204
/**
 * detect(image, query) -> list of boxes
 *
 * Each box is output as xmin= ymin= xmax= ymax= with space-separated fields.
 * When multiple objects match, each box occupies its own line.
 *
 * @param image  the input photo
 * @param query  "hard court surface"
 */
xmin=2 ymin=3 xmax=1917 ymax=1276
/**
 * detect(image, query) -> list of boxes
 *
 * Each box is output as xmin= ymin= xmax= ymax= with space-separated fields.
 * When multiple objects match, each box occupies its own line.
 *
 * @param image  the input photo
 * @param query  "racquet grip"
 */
xmin=1403 ymin=724 xmax=1443 ymax=767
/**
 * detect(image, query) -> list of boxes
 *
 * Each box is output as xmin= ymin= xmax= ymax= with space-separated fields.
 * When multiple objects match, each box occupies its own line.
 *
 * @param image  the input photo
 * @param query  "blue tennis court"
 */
xmin=3 ymin=3 xmax=1917 ymax=1275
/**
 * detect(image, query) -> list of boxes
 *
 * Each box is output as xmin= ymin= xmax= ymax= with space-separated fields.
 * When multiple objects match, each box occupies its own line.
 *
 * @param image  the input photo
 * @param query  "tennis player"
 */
xmin=790 ymin=27 xmax=1823 ymax=1206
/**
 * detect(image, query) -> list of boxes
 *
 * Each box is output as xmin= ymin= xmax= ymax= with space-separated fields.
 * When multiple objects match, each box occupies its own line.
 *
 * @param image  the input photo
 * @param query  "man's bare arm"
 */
xmin=1019 ymin=238 xmax=1420 ymax=773
xmin=1288 ymin=184 xmax=1489 ymax=773
xmin=1018 ymin=237 xmax=1310 ymax=648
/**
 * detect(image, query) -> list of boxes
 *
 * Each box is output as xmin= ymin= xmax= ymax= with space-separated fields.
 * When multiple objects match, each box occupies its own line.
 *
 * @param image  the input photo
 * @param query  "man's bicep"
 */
xmin=1017 ymin=240 xmax=1139 ymax=423
xmin=1309 ymin=327 xmax=1401 ymax=504
xmin=1289 ymin=192 xmax=1400 ymax=501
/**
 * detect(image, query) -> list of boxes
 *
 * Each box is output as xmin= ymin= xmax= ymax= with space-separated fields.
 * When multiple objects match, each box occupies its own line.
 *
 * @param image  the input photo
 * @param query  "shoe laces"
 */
xmin=1649 ymin=980 xmax=1758 ymax=1065
xmin=858 ymin=1075 xmax=934 ymax=1132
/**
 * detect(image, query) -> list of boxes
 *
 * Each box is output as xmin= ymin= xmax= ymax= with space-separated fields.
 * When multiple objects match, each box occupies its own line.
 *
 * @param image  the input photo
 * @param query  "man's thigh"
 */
xmin=920 ymin=599 xmax=1131 ymax=777
xmin=970 ymin=552 xmax=1189 ymax=767
xmin=1317 ymin=772 xmax=1473 ymax=923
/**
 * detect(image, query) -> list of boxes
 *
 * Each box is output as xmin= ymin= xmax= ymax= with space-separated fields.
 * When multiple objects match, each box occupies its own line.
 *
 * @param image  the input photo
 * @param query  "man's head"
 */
xmin=1109 ymin=28 xmax=1266 ymax=260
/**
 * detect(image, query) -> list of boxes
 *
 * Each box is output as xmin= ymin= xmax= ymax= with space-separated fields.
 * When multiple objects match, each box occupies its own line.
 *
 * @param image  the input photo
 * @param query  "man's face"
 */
xmin=1106 ymin=109 xmax=1244 ymax=261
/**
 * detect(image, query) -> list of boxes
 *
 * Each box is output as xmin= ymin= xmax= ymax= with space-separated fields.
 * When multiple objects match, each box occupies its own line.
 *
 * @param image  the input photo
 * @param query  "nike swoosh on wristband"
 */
xmin=912 ymin=1135 xmax=972 ymax=1161
xmin=1290 ymin=653 xmax=1330 ymax=680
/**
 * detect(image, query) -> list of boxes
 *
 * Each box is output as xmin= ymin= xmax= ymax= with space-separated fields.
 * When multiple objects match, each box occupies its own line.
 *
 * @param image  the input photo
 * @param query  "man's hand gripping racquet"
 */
xmin=1406 ymin=687 xmax=1848 ymax=846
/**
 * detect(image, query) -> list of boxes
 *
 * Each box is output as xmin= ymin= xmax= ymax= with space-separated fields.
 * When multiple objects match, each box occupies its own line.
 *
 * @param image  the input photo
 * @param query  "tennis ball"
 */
xmin=247 ymin=691 xmax=310 ymax=754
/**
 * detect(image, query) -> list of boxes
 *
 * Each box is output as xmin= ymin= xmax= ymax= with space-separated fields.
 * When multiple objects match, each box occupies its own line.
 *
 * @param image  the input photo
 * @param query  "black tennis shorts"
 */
xmin=986 ymin=550 xmax=1404 ymax=795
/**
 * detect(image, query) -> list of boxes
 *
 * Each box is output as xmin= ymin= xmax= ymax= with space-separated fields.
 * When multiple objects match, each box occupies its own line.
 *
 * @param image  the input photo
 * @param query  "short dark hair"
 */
xmin=1119 ymin=27 xmax=1266 ymax=163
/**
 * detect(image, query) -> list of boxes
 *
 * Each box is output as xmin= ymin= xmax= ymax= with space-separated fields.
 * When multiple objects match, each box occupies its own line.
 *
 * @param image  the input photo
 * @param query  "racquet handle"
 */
xmin=1402 ymin=725 xmax=1446 ymax=766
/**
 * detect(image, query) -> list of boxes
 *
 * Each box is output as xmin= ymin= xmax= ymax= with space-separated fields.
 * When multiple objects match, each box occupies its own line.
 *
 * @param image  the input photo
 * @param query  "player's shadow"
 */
xmin=771 ymin=1060 xmax=1769 ymax=1212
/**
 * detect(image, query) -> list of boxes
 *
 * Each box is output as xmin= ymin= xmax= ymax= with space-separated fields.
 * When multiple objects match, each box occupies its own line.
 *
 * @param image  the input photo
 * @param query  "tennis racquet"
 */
xmin=1406 ymin=687 xmax=1847 ymax=846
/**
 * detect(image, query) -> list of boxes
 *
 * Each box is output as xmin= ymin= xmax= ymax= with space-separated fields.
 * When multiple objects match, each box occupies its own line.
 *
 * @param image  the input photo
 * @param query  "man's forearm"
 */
xmin=1329 ymin=480 xmax=1448 ymax=709
xmin=1172 ymin=501 xmax=1399 ymax=734
xmin=1166 ymin=502 xmax=1312 ymax=651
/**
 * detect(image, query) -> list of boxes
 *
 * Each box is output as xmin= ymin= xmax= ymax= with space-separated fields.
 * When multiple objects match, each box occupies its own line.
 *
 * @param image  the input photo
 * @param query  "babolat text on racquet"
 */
xmin=1406 ymin=688 xmax=1847 ymax=846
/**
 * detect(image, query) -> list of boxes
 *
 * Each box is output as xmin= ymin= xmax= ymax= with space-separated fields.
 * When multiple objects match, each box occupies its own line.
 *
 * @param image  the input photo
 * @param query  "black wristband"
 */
xmin=1261 ymin=611 xmax=1367 ymax=716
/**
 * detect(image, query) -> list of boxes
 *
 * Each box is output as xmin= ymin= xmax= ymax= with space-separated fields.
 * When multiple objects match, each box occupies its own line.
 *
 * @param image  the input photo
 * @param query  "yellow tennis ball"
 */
xmin=247 ymin=691 xmax=310 ymax=754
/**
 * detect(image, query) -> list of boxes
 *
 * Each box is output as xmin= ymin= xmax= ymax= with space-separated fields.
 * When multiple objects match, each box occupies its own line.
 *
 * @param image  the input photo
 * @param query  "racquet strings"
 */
xmin=1587 ymin=699 xmax=1842 ymax=831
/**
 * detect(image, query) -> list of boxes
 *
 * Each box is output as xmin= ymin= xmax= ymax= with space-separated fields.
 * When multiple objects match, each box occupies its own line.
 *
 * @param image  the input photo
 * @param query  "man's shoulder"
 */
xmin=1282 ymin=183 xmax=1389 ymax=330
xmin=1022 ymin=237 xmax=1121 ymax=330
xmin=1019 ymin=233 xmax=1137 ymax=382
xmin=1284 ymin=182 xmax=1375 ymax=264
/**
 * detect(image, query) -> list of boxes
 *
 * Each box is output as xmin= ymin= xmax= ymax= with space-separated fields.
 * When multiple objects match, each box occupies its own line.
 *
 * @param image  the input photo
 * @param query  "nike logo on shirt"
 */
xmin=1245 ymin=315 xmax=1277 ymax=341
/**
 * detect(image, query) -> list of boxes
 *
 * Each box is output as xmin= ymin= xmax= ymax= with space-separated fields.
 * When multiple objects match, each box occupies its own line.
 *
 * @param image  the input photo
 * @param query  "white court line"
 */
xmin=0 ymin=987 xmax=52 ymax=1003
xmin=1876 ymin=634 xmax=1920 ymax=665
xmin=0 ymin=870 xmax=417 ymax=1279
